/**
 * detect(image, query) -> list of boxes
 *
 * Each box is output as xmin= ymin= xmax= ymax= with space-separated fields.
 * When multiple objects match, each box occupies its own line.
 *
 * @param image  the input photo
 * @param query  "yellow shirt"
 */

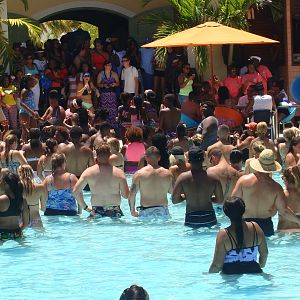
xmin=0 ymin=85 xmax=17 ymax=105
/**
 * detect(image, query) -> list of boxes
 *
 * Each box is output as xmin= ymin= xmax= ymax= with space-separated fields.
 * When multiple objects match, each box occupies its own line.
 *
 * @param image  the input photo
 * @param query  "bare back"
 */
xmin=159 ymin=108 xmax=181 ymax=133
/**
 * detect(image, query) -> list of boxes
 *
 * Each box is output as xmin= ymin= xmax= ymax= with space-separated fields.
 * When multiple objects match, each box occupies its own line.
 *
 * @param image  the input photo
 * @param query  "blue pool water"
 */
xmin=2 ymin=173 xmax=300 ymax=300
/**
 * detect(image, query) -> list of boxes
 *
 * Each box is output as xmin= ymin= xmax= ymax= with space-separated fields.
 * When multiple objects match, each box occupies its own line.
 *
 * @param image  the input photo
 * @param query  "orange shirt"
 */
xmin=91 ymin=51 xmax=109 ymax=71
xmin=223 ymin=76 xmax=242 ymax=98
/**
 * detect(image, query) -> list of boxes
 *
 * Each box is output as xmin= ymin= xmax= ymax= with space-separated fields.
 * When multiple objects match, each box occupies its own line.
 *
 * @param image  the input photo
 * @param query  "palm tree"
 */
xmin=0 ymin=0 xmax=42 ymax=72
xmin=142 ymin=0 xmax=280 ymax=73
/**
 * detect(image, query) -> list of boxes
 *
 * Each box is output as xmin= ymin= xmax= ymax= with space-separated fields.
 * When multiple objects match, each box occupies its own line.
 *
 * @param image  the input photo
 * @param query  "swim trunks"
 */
xmin=185 ymin=210 xmax=217 ymax=228
xmin=243 ymin=217 xmax=274 ymax=237
xmin=138 ymin=206 xmax=170 ymax=219
xmin=92 ymin=206 xmax=123 ymax=218
xmin=44 ymin=208 xmax=77 ymax=216
xmin=0 ymin=229 xmax=22 ymax=241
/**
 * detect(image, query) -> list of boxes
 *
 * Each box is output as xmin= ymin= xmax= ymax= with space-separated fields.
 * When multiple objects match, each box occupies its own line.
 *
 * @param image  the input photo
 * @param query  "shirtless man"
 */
xmin=169 ymin=146 xmax=191 ymax=182
xmin=207 ymin=149 xmax=243 ymax=202
xmin=58 ymin=126 xmax=94 ymax=178
xmin=172 ymin=146 xmax=223 ymax=228
xmin=232 ymin=149 xmax=300 ymax=236
xmin=73 ymin=143 xmax=129 ymax=218
xmin=159 ymin=94 xmax=181 ymax=136
xmin=207 ymin=125 xmax=235 ymax=162
xmin=129 ymin=146 xmax=173 ymax=219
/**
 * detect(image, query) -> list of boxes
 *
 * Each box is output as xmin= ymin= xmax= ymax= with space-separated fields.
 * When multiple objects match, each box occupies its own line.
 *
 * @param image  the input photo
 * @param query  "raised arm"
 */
xmin=37 ymin=156 xmax=46 ymax=182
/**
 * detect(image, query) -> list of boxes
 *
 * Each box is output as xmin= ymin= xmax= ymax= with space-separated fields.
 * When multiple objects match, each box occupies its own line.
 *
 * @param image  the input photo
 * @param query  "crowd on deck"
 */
xmin=1 ymin=31 xmax=300 ymax=279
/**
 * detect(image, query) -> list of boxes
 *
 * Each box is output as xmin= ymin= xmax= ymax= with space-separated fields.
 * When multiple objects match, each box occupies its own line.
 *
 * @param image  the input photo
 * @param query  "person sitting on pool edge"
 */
xmin=73 ymin=142 xmax=129 ymax=218
xmin=209 ymin=197 xmax=268 ymax=274
xmin=129 ymin=146 xmax=173 ymax=219
xmin=172 ymin=146 xmax=223 ymax=228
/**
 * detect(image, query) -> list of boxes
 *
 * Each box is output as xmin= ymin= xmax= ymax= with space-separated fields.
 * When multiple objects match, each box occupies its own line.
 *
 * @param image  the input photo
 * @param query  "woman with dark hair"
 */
xmin=178 ymin=63 xmax=194 ymax=106
xmin=217 ymin=86 xmax=231 ymax=107
xmin=209 ymin=197 xmax=268 ymax=274
xmin=126 ymin=38 xmax=141 ymax=69
xmin=151 ymin=132 xmax=170 ymax=169
xmin=92 ymin=38 xmax=109 ymax=73
xmin=128 ymin=95 xmax=143 ymax=127
xmin=285 ymin=136 xmax=300 ymax=169
xmin=125 ymin=126 xmax=145 ymax=163
xmin=97 ymin=60 xmax=119 ymax=128
xmin=0 ymin=171 xmax=29 ymax=241
xmin=119 ymin=285 xmax=149 ymax=300
xmin=43 ymin=153 xmax=91 ymax=216
xmin=37 ymin=138 xmax=57 ymax=181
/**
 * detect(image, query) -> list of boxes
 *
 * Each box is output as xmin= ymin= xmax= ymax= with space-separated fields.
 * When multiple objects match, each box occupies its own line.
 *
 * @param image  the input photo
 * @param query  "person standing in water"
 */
xmin=209 ymin=197 xmax=268 ymax=274
xmin=129 ymin=146 xmax=173 ymax=219
xmin=172 ymin=146 xmax=223 ymax=228
xmin=73 ymin=143 xmax=129 ymax=218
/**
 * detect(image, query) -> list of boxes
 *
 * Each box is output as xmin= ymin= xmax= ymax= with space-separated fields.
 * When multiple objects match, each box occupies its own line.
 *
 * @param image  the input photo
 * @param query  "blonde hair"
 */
xmin=284 ymin=166 xmax=300 ymax=190
xmin=283 ymin=127 xmax=300 ymax=140
xmin=256 ymin=122 xmax=268 ymax=137
xmin=107 ymin=138 xmax=120 ymax=153
xmin=191 ymin=134 xmax=203 ymax=147
xmin=252 ymin=141 xmax=266 ymax=155
xmin=4 ymin=134 xmax=17 ymax=164
xmin=18 ymin=164 xmax=35 ymax=195
xmin=51 ymin=153 xmax=66 ymax=174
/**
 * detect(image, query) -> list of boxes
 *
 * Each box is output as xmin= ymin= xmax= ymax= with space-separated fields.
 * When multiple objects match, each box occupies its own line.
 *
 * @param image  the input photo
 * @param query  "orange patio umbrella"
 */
xmin=142 ymin=21 xmax=279 ymax=78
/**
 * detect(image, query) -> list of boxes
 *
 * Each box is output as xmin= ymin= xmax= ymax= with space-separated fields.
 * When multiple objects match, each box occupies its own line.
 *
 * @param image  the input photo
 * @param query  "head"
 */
xmin=1 ymin=75 xmax=11 ymax=88
xmin=256 ymin=122 xmax=268 ymax=138
xmin=122 ymin=55 xmax=131 ymax=68
xmin=25 ymin=54 xmax=34 ymax=65
xmin=229 ymin=149 xmax=243 ymax=171
xmin=103 ymin=60 xmax=112 ymax=71
xmin=283 ymin=127 xmax=298 ymax=142
xmin=51 ymin=153 xmax=66 ymax=174
xmin=202 ymin=101 xmax=215 ymax=118
xmin=228 ymin=65 xmax=238 ymax=77
xmin=98 ymin=122 xmax=112 ymax=138
xmin=250 ymin=149 xmax=282 ymax=174
xmin=217 ymin=86 xmax=230 ymax=104
xmin=163 ymin=94 xmax=176 ymax=108
xmin=95 ymin=142 xmax=111 ymax=164
xmin=69 ymin=64 xmax=77 ymax=76
xmin=17 ymin=164 xmax=34 ymax=195
xmin=94 ymin=109 xmax=109 ymax=125
xmin=176 ymin=123 xmax=187 ymax=139
xmin=188 ymin=146 xmax=205 ymax=168
xmin=49 ymin=90 xmax=60 ymax=108
xmin=125 ymin=126 xmax=143 ymax=143
xmin=0 ymin=171 xmax=24 ymax=207
xmin=283 ymin=166 xmax=300 ymax=190
xmin=247 ymin=84 xmax=257 ymax=99
xmin=83 ymin=72 xmax=91 ymax=83
xmin=4 ymin=134 xmax=18 ymax=152
xmin=254 ymin=82 xmax=264 ymax=96
xmin=288 ymin=136 xmax=300 ymax=155
xmin=247 ymin=62 xmax=256 ymax=74
xmin=170 ymin=146 xmax=185 ymax=165
xmin=245 ymin=122 xmax=257 ymax=135
xmin=119 ymin=285 xmax=149 ymax=300
xmin=252 ymin=141 xmax=266 ymax=158
xmin=107 ymin=138 xmax=120 ymax=153
xmin=120 ymin=92 xmax=131 ymax=106
xmin=70 ymin=126 xmax=83 ymax=142
xmin=250 ymin=56 xmax=261 ymax=68
xmin=54 ymin=127 xmax=70 ymax=144
xmin=182 ymin=63 xmax=190 ymax=75
xmin=145 ymin=146 xmax=161 ymax=166
xmin=217 ymin=125 xmax=230 ymax=140
xmin=77 ymin=108 xmax=89 ymax=128
xmin=223 ymin=197 xmax=246 ymax=249
xmin=45 ymin=138 xmax=58 ymax=156
xmin=94 ymin=38 xmax=103 ymax=51
xmin=208 ymin=148 xmax=222 ymax=166
xmin=20 ymin=75 xmax=35 ymax=90
xmin=144 ymin=90 xmax=156 ymax=103
xmin=191 ymin=134 xmax=203 ymax=147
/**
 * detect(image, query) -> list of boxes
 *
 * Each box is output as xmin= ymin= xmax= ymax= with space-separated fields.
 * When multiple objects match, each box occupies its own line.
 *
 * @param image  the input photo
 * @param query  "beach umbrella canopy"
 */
xmin=142 ymin=21 xmax=279 ymax=77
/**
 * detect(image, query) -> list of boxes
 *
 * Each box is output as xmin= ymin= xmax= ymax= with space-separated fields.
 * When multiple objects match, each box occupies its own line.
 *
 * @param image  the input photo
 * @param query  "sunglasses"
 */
xmin=83 ymin=75 xmax=90 ymax=78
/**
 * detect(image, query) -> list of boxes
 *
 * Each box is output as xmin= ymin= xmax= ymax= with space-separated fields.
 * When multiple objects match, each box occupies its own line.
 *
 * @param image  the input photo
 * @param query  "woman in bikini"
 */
xmin=18 ymin=165 xmax=47 ymax=228
xmin=285 ymin=136 xmax=300 ymax=169
xmin=209 ymin=197 xmax=268 ymax=274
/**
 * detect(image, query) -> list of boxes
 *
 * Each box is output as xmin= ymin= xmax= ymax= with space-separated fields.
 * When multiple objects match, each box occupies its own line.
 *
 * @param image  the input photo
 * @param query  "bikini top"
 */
xmin=46 ymin=174 xmax=77 ymax=211
xmin=223 ymin=222 xmax=259 ymax=264
xmin=0 ymin=151 xmax=21 ymax=174
xmin=0 ymin=196 xmax=21 ymax=217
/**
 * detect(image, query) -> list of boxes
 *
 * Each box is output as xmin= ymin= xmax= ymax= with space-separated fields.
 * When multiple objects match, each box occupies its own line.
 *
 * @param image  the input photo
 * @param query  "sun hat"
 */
xmin=250 ymin=149 xmax=282 ymax=173
xmin=250 ymin=56 xmax=261 ymax=62
xmin=245 ymin=122 xmax=257 ymax=132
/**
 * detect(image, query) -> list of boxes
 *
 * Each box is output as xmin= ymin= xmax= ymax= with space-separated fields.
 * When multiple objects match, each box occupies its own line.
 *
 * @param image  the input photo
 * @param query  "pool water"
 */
xmin=2 ymin=173 xmax=300 ymax=300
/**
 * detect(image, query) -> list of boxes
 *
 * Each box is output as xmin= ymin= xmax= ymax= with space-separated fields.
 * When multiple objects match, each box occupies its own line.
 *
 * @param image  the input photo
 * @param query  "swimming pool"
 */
xmin=2 ymin=173 xmax=300 ymax=300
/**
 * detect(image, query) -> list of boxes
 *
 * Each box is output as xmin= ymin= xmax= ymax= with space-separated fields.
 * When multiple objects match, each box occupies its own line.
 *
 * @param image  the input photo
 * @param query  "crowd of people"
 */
xmin=0 ymin=32 xmax=299 ymax=280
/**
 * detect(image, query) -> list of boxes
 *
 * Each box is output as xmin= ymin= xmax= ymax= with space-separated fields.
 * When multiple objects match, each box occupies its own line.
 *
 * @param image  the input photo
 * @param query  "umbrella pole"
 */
xmin=210 ymin=44 xmax=213 ymax=80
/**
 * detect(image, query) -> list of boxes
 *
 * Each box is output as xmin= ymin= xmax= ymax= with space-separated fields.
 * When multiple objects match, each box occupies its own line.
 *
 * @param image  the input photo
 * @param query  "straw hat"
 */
xmin=250 ymin=149 xmax=281 ymax=173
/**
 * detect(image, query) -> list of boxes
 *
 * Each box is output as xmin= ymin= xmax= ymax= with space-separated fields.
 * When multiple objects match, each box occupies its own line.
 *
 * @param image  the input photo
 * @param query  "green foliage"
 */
xmin=41 ymin=20 xmax=80 ymax=40
xmin=142 ymin=0 xmax=282 ymax=74
xmin=79 ymin=22 xmax=99 ymax=42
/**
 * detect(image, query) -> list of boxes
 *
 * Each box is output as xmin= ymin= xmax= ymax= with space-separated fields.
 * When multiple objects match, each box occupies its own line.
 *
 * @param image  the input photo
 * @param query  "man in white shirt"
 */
xmin=121 ymin=55 xmax=139 ymax=96
xmin=253 ymin=83 xmax=274 ymax=111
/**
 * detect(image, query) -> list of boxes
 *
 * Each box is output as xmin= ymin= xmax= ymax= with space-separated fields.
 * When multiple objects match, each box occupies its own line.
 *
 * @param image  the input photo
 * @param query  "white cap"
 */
xmin=250 ymin=56 xmax=261 ymax=62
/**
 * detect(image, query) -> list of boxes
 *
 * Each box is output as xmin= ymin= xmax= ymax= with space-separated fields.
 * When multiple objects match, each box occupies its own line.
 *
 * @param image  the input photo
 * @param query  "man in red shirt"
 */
xmin=223 ymin=65 xmax=242 ymax=104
